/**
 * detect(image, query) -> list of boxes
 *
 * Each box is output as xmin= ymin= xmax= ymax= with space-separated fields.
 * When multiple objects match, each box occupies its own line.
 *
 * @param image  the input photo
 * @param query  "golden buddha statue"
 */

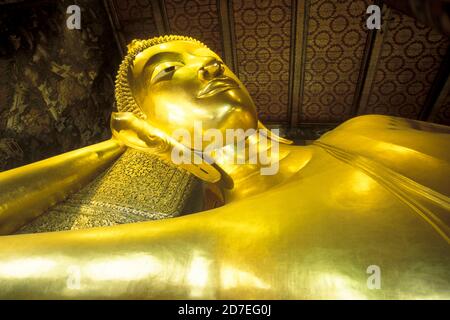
xmin=0 ymin=35 xmax=449 ymax=299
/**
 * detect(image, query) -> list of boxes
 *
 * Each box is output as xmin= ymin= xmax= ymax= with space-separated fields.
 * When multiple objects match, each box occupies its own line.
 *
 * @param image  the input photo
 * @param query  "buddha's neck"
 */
xmin=212 ymin=135 xmax=276 ymax=177
xmin=210 ymin=134 xmax=309 ymax=201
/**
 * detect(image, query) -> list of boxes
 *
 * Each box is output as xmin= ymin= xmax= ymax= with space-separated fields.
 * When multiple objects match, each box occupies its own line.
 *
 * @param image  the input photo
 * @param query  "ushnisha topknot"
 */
xmin=115 ymin=35 xmax=208 ymax=119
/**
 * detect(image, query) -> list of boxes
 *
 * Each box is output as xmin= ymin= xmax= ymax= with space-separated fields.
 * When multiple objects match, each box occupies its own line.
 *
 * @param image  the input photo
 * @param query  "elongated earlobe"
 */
xmin=111 ymin=112 xmax=171 ymax=152
xmin=110 ymin=112 xmax=223 ymax=184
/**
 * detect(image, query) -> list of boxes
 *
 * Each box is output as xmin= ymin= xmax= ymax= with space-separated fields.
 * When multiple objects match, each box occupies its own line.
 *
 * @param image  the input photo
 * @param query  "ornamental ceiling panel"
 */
xmin=163 ymin=0 xmax=223 ymax=57
xmin=232 ymin=0 xmax=292 ymax=123
xmin=103 ymin=0 xmax=450 ymax=127
xmin=359 ymin=9 xmax=449 ymax=119
xmin=112 ymin=0 xmax=159 ymax=43
xmin=299 ymin=0 xmax=372 ymax=124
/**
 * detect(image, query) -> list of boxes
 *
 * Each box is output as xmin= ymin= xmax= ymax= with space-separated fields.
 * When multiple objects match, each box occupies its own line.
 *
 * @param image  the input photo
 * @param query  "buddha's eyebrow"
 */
xmin=144 ymin=52 xmax=183 ymax=74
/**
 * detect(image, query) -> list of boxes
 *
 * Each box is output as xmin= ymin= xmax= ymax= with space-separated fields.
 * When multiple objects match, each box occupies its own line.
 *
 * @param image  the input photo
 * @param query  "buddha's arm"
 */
xmin=0 ymin=164 xmax=448 ymax=299
xmin=0 ymin=139 xmax=125 ymax=235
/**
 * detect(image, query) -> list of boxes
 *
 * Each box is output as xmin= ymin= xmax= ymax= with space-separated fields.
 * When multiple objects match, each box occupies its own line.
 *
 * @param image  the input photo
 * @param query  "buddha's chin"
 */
xmin=222 ymin=105 xmax=258 ymax=131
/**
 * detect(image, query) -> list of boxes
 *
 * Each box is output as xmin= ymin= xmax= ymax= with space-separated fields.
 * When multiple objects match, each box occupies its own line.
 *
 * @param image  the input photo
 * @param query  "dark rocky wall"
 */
xmin=0 ymin=0 xmax=120 ymax=171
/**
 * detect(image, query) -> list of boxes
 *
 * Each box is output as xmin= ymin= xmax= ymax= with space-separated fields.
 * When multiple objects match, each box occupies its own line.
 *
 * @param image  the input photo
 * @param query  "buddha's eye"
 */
xmin=151 ymin=63 xmax=183 ymax=84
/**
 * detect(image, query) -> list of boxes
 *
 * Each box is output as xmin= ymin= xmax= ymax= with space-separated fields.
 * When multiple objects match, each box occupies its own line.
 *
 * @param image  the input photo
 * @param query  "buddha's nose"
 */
xmin=198 ymin=59 xmax=224 ymax=81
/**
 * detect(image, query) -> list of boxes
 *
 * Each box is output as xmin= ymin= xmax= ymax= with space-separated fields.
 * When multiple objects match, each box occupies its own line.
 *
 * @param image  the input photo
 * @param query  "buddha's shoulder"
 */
xmin=317 ymin=114 xmax=450 ymax=164
xmin=312 ymin=115 xmax=449 ymax=242
xmin=315 ymin=114 xmax=450 ymax=199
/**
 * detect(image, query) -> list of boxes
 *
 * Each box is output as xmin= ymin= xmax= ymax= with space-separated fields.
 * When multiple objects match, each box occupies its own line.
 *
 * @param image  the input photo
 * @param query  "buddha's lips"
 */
xmin=197 ymin=77 xmax=239 ymax=98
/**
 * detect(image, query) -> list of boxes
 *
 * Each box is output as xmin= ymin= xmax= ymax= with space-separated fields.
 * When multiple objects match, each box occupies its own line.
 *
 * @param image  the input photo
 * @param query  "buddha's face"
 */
xmin=130 ymin=40 xmax=258 ymax=150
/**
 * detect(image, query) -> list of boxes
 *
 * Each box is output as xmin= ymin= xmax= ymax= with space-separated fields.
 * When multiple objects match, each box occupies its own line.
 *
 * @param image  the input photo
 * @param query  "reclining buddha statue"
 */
xmin=0 ymin=35 xmax=449 ymax=299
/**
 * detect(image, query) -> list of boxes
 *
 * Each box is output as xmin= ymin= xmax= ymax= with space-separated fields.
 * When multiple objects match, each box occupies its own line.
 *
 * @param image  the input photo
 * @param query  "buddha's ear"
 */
xmin=257 ymin=121 xmax=293 ymax=145
xmin=111 ymin=112 xmax=172 ymax=152
xmin=110 ymin=112 xmax=222 ymax=184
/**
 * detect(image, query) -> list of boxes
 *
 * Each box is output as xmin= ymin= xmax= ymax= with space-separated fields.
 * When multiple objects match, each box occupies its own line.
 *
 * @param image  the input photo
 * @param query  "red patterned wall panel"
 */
xmin=300 ymin=0 xmax=371 ymax=123
xmin=360 ymin=9 xmax=450 ymax=119
xmin=232 ymin=0 xmax=292 ymax=123
xmin=113 ymin=0 xmax=159 ymax=43
xmin=163 ymin=0 xmax=223 ymax=57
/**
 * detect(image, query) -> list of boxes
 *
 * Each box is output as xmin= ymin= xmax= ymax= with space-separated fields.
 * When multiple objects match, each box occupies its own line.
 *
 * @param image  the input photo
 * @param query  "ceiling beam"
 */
xmin=217 ymin=0 xmax=237 ymax=72
xmin=152 ymin=0 xmax=170 ymax=35
xmin=102 ymin=0 xmax=126 ymax=57
xmin=288 ymin=0 xmax=310 ymax=128
xmin=357 ymin=5 xmax=392 ymax=115
xmin=351 ymin=0 xmax=384 ymax=117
